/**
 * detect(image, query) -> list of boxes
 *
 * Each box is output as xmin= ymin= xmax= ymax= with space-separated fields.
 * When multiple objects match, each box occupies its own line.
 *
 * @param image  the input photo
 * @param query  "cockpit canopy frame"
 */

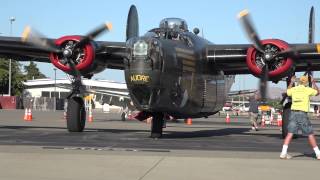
xmin=159 ymin=18 xmax=188 ymax=32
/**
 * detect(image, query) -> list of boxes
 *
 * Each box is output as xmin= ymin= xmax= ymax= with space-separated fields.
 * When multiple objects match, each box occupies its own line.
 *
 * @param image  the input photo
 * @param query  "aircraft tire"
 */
xmin=150 ymin=113 xmax=164 ymax=138
xmin=67 ymin=96 xmax=86 ymax=132
xmin=281 ymin=103 xmax=291 ymax=139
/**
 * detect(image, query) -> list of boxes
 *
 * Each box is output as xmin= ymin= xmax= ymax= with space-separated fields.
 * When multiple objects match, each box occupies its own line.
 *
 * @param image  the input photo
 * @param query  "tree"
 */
xmin=0 ymin=58 xmax=26 ymax=96
xmin=267 ymin=98 xmax=283 ymax=110
xmin=24 ymin=61 xmax=46 ymax=80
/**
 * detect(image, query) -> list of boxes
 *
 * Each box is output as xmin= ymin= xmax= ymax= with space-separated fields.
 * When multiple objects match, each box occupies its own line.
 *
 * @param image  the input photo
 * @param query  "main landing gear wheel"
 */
xmin=67 ymin=96 xmax=86 ymax=132
xmin=151 ymin=113 xmax=164 ymax=138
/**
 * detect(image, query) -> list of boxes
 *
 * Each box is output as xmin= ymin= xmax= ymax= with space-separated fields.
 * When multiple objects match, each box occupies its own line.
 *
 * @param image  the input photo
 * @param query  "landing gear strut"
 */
xmin=151 ymin=112 xmax=164 ymax=138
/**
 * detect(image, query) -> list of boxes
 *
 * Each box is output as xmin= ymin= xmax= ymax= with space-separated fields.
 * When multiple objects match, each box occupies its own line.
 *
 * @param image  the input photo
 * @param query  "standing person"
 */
xmin=249 ymin=93 xmax=260 ymax=131
xmin=280 ymin=75 xmax=320 ymax=160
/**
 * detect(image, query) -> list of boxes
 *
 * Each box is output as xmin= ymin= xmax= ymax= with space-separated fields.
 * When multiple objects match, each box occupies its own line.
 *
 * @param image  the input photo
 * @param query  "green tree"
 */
xmin=24 ymin=61 xmax=46 ymax=80
xmin=0 ymin=58 xmax=26 ymax=96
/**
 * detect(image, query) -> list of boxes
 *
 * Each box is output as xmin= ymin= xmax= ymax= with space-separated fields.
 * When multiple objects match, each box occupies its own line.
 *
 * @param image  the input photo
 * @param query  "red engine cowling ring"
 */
xmin=246 ymin=39 xmax=293 ymax=79
xmin=49 ymin=35 xmax=95 ymax=72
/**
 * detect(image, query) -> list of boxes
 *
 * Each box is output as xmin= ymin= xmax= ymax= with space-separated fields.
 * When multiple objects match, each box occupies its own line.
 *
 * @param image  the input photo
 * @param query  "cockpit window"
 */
xmin=147 ymin=28 xmax=183 ymax=41
xmin=159 ymin=18 xmax=188 ymax=32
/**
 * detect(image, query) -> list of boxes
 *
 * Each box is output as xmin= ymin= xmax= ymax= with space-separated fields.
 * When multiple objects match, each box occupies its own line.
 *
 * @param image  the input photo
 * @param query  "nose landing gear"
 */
xmin=151 ymin=112 xmax=164 ymax=138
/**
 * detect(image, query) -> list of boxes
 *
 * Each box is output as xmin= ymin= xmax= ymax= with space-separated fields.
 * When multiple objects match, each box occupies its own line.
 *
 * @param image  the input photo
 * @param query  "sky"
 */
xmin=0 ymin=0 xmax=320 ymax=90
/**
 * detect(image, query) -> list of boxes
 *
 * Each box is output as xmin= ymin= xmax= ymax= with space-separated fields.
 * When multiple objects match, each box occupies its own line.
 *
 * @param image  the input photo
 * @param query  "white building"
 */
xmin=23 ymin=78 xmax=129 ymax=110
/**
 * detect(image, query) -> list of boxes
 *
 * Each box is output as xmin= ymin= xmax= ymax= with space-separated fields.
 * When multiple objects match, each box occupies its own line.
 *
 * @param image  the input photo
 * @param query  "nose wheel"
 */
xmin=150 ymin=112 xmax=164 ymax=138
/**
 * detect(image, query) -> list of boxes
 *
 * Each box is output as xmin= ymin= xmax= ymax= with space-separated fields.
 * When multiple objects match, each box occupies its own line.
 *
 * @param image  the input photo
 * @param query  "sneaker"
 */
xmin=316 ymin=154 xmax=320 ymax=160
xmin=280 ymin=153 xmax=292 ymax=159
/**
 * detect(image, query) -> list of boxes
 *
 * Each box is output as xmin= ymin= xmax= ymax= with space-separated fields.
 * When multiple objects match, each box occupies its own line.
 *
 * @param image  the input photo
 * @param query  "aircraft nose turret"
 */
xmin=124 ymin=37 xmax=163 ymax=109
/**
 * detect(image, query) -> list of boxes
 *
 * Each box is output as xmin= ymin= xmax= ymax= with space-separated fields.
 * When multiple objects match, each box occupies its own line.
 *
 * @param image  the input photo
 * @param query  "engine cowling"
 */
xmin=246 ymin=39 xmax=294 ymax=81
xmin=49 ymin=35 xmax=95 ymax=75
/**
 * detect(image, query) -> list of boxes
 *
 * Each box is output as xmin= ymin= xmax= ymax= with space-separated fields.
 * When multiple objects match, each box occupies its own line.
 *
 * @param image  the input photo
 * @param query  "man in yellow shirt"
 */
xmin=280 ymin=75 xmax=320 ymax=159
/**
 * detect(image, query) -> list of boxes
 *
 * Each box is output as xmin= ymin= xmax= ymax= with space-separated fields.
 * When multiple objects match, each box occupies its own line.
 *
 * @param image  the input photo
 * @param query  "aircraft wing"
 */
xmin=0 ymin=36 xmax=126 ymax=72
xmin=206 ymin=43 xmax=320 ymax=76
xmin=0 ymin=36 xmax=50 ymax=62
xmin=206 ymin=8 xmax=320 ymax=84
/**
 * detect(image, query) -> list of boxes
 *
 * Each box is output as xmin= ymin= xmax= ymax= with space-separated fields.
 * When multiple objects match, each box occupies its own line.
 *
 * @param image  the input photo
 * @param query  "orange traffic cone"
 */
xmin=225 ymin=113 xmax=230 ymax=124
xmin=88 ymin=109 xmax=93 ymax=123
xmin=277 ymin=113 xmax=282 ymax=127
xmin=261 ymin=114 xmax=265 ymax=127
xmin=186 ymin=118 xmax=192 ymax=125
xmin=27 ymin=108 xmax=32 ymax=121
xmin=23 ymin=108 xmax=28 ymax=121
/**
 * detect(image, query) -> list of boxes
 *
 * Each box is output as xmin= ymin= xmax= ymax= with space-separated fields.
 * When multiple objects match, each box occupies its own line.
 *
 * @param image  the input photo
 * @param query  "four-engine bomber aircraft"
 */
xmin=0 ymin=5 xmax=320 ymax=138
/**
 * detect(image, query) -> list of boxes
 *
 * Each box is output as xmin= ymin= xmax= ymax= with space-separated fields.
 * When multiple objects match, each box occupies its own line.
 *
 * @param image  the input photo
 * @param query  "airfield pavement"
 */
xmin=0 ymin=110 xmax=319 ymax=180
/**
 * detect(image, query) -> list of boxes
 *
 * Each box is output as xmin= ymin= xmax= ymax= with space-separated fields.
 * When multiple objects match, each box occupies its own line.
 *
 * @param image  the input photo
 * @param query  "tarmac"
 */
xmin=0 ymin=110 xmax=320 ymax=180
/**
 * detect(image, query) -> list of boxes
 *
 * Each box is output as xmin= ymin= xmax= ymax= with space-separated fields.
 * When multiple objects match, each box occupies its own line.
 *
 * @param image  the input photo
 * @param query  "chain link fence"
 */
xmin=23 ymin=97 xmax=65 ymax=111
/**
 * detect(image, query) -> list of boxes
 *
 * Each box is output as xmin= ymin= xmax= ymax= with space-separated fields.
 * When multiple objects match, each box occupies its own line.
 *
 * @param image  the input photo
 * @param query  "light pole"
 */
xmin=8 ymin=17 xmax=15 ymax=96
xmin=54 ymin=68 xmax=57 ymax=111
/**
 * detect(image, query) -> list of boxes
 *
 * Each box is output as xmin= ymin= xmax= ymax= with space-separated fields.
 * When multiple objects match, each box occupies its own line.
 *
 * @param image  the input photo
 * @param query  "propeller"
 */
xmin=238 ymin=10 xmax=270 ymax=103
xmin=307 ymin=6 xmax=315 ymax=87
xmin=238 ymin=7 xmax=318 ymax=103
xmin=73 ymin=22 xmax=112 ymax=49
xmin=21 ymin=22 xmax=112 ymax=76
xmin=21 ymin=26 xmax=61 ymax=53
xmin=309 ymin=6 xmax=315 ymax=44
xmin=237 ymin=10 xmax=264 ymax=53
xmin=126 ymin=5 xmax=139 ymax=41
xmin=259 ymin=64 xmax=268 ymax=103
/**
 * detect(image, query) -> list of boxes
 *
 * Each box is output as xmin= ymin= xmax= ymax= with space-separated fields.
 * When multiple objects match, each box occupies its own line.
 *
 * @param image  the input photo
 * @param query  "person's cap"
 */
xmin=299 ymin=76 xmax=308 ymax=85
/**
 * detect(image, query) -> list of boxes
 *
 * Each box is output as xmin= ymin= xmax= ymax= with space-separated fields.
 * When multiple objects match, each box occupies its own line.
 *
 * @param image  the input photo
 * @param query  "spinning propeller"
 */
xmin=21 ymin=22 xmax=112 ymax=77
xmin=238 ymin=7 xmax=316 ymax=103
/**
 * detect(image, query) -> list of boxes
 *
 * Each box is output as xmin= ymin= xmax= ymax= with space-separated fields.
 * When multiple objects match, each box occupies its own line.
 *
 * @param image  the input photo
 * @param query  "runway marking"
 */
xmin=42 ymin=146 xmax=171 ymax=153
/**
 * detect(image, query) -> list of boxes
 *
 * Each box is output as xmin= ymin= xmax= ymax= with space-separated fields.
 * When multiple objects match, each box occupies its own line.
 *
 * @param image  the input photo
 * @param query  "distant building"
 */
xmin=23 ymin=78 xmax=129 ymax=110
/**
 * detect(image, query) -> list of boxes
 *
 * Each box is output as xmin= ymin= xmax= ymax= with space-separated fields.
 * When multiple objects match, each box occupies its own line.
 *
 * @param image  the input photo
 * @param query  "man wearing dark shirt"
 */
xmin=249 ymin=93 xmax=259 ymax=131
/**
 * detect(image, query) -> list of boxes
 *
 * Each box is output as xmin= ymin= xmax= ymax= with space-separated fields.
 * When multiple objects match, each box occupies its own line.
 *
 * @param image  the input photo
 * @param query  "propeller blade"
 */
xmin=260 ymin=65 xmax=268 ymax=103
xmin=238 ymin=9 xmax=265 ymax=53
xmin=74 ymin=22 xmax=112 ymax=49
xmin=21 ymin=26 xmax=61 ymax=53
xmin=309 ymin=6 xmax=315 ymax=44
xmin=126 ymin=5 xmax=139 ymax=41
